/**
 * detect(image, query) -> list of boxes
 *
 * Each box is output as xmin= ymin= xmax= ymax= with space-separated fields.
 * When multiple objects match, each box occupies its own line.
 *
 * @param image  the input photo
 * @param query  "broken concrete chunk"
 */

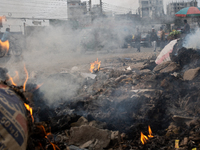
xmin=79 ymin=140 xmax=95 ymax=149
xmin=68 ymin=125 xmax=111 ymax=150
xmin=153 ymin=61 xmax=179 ymax=73
xmin=110 ymin=131 xmax=120 ymax=145
xmin=71 ymin=116 xmax=88 ymax=127
xmin=183 ymin=67 xmax=200 ymax=81
xmin=88 ymin=120 xmax=107 ymax=129
xmin=159 ymin=62 xmax=180 ymax=73
xmin=153 ymin=61 xmax=171 ymax=72
xmin=171 ymin=72 xmax=182 ymax=78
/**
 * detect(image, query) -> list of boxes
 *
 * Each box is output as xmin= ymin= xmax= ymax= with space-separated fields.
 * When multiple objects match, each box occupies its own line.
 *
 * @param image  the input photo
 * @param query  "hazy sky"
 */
xmin=0 ymin=0 xmax=199 ymax=19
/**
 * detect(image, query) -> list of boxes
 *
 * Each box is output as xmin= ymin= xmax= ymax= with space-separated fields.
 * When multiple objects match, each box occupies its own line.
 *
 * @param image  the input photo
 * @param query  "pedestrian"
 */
xmin=134 ymin=28 xmax=141 ymax=52
xmin=159 ymin=27 xmax=165 ymax=51
xmin=1 ymin=28 xmax=11 ymax=55
xmin=1 ymin=28 xmax=10 ymax=42
xmin=183 ymin=19 xmax=190 ymax=34
xmin=150 ymin=28 xmax=158 ymax=52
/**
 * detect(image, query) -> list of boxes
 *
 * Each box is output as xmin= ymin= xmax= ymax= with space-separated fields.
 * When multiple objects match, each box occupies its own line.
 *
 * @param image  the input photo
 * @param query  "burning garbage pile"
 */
xmin=2 ymin=46 xmax=200 ymax=149
xmin=53 ymin=48 xmax=200 ymax=149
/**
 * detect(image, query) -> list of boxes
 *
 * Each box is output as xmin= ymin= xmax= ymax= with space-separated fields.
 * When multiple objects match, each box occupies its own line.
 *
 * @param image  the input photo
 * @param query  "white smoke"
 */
xmin=183 ymin=28 xmax=200 ymax=49
xmin=3 ymin=16 xmax=139 ymax=107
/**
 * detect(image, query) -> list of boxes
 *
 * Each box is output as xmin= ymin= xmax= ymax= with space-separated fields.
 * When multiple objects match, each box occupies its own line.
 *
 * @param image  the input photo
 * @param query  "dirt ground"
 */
xmin=0 ymin=47 xmax=157 ymax=80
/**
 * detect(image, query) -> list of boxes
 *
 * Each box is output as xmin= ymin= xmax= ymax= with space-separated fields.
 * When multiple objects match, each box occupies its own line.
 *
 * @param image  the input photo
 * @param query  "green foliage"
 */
xmin=169 ymin=30 xmax=181 ymax=36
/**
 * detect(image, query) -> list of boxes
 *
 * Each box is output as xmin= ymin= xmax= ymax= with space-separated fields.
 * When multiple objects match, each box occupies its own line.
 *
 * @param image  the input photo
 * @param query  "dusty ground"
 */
xmin=0 ymin=47 xmax=158 ymax=81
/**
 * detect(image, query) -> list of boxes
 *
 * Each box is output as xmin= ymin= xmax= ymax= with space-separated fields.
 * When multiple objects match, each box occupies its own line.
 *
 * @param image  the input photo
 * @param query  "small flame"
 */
xmin=141 ymin=132 xmax=148 ymax=145
xmin=6 ymin=71 xmax=19 ymax=86
xmin=0 ymin=40 xmax=9 ymax=54
xmin=38 ymin=125 xmax=60 ymax=150
xmin=23 ymin=64 xmax=29 ymax=91
xmin=7 ymin=74 xmax=17 ymax=86
xmin=148 ymin=125 xmax=153 ymax=138
xmin=90 ymin=58 xmax=101 ymax=73
xmin=24 ymin=103 xmax=34 ymax=123
xmin=0 ymin=16 xmax=6 ymax=20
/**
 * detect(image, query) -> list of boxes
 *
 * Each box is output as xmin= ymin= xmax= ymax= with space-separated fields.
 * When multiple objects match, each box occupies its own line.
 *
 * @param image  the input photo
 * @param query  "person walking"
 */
xmin=1 ymin=28 xmax=11 ymax=55
xmin=159 ymin=27 xmax=165 ymax=51
xmin=150 ymin=28 xmax=158 ymax=52
xmin=134 ymin=28 xmax=141 ymax=52
xmin=1 ymin=28 xmax=10 ymax=42
xmin=183 ymin=19 xmax=190 ymax=34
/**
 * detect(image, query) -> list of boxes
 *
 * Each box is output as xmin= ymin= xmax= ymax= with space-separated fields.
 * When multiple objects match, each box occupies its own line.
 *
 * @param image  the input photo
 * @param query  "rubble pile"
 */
xmin=2 ymin=48 xmax=200 ymax=150
xmin=33 ymin=48 xmax=200 ymax=149
xmin=40 ymin=48 xmax=200 ymax=149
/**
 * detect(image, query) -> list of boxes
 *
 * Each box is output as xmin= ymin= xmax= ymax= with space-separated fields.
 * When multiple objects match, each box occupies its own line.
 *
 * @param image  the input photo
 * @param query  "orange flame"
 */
xmin=7 ymin=74 xmax=17 ymax=86
xmin=0 ymin=16 xmax=6 ymax=20
xmin=38 ymin=125 xmax=60 ymax=150
xmin=141 ymin=132 xmax=148 ymax=145
xmin=23 ymin=64 xmax=29 ymax=91
xmin=24 ymin=103 xmax=34 ymax=123
xmin=148 ymin=125 xmax=153 ymax=138
xmin=90 ymin=58 xmax=101 ymax=73
xmin=0 ymin=40 xmax=9 ymax=54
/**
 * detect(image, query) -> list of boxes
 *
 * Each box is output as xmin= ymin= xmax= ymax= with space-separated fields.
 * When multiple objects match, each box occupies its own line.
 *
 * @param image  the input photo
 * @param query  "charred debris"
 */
xmin=2 ymin=47 xmax=200 ymax=150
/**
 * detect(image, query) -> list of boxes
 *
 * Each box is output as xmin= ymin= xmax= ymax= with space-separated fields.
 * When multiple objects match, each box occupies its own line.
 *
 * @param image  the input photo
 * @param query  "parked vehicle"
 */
xmin=140 ymin=33 xmax=151 ymax=47
xmin=122 ymin=34 xmax=132 ymax=48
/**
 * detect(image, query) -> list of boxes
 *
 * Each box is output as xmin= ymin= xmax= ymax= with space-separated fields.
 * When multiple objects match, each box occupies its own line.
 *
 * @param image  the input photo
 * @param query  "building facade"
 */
xmin=67 ymin=0 xmax=87 ymax=19
xmin=138 ymin=0 xmax=164 ymax=19
xmin=167 ymin=0 xmax=197 ymax=16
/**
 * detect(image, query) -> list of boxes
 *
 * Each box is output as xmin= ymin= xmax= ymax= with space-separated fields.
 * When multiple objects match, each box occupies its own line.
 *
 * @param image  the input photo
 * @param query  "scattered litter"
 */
xmin=126 ymin=66 xmax=131 ymax=71
xmin=81 ymin=73 xmax=96 ymax=79
xmin=175 ymin=140 xmax=179 ymax=148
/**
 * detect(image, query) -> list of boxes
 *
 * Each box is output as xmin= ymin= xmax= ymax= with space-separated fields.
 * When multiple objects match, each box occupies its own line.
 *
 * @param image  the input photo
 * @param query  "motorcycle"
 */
xmin=0 ymin=39 xmax=22 ymax=58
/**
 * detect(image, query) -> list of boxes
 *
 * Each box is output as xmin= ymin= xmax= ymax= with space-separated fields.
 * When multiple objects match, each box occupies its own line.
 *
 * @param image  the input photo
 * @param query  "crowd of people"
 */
xmin=133 ymin=19 xmax=191 ymax=53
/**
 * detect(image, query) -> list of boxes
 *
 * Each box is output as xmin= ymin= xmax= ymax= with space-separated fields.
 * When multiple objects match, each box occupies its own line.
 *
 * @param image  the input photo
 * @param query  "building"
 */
xmin=67 ymin=0 xmax=87 ymax=19
xmin=167 ymin=0 xmax=197 ymax=16
xmin=138 ymin=0 xmax=164 ymax=19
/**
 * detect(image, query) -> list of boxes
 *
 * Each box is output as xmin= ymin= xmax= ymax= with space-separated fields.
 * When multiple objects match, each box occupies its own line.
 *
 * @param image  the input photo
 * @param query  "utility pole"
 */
xmin=89 ymin=0 xmax=91 ymax=12
xmin=100 ymin=0 xmax=103 ymax=14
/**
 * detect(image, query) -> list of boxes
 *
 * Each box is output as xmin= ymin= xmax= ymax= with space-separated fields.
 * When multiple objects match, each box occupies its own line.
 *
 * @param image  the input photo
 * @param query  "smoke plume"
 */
xmin=183 ymin=29 xmax=200 ymax=49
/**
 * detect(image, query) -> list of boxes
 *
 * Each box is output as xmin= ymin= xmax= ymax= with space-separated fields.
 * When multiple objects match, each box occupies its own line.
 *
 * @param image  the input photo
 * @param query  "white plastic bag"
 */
xmin=155 ymin=39 xmax=177 ymax=65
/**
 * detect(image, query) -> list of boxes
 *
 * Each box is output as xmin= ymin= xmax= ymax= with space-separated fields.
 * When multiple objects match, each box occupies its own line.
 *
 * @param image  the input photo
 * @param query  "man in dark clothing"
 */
xmin=134 ymin=28 xmax=141 ymax=52
xmin=183 ymin=19 xmax=190 ymax=34
xmin=159 ymin=27 xmax=165 ymax=51
xmin=150 ymin=28 xmax=158 ymax=52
